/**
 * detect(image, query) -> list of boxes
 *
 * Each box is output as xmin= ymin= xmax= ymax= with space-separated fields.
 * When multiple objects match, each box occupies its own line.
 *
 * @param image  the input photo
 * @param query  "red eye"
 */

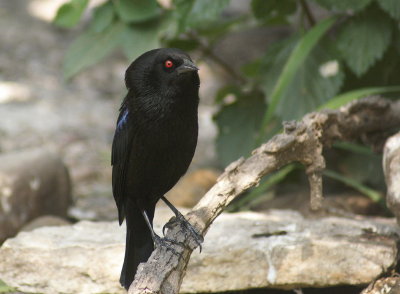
xmin=165 ymin=60 xmax=174 ymax=68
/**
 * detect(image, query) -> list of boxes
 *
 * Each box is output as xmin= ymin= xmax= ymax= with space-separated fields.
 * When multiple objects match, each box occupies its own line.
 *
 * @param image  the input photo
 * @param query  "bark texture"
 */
xmin=129 ymin=96 xmax=400 ymax=294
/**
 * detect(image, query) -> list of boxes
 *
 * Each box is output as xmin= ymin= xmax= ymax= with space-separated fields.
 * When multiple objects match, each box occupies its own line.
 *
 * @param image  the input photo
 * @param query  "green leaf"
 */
xmin=259 ymin=17 xmax=337 ymax=134
xmin=187 ymin=0 xmax=230 ymax=27
xmin=337 ymin=7 xmax=392 ymax=77
xmin=377 ymin=0 xmax=400 ymax=20
xmin=121 ymin=21 xmax=161 ymax=61
xmin=90 ymin=2 xmax=115 ymax=33
xmin=54 ymin=0 xmax=89 ymax=28
xmin=215 ymin=85 xmax=242 ymax=104
xmin=261 ymin=36 xmax=344 ymax=121
xmin=251 ymin=0 xmax=297 ymax=24
xmin=276 ymin=42 xmax=344 ymax=121
xmin=318 ymin=86 xmax=400 ymax=110
xmin=173 ymin=0 xmax=195 ymax=33
xmin=63 ymin=21 xmax=125 ymax=79
xmin=323 ymin=169 xmax=384 ymax=204
xmin=215 ymin=91 xmax=266 ymax=167
xmin=162 ymin=38 xmax=200 ymax=52
xmin=313 ymin=0 xmax=372 ymax=12
xmin=113 ymin=0 xmax=160 ymax=23
xmin=0 ymin=280 xmax=14 ymax=293
xmin=333 ymin=142 xmax=373 ymax=156
xmin=195 ymin=15 xmax=246 ymax=42
xmin=173 ymin=0 xmax=230 ymax=33
xmin=228 ymin=164 xmax=296 ymax=212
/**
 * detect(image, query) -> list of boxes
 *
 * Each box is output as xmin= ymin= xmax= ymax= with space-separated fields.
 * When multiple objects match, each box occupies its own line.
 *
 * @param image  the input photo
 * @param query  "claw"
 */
xmin=164 ymin=214 xmax=203 ymax=252
xmin=160 ymin=196 xmax=204 ymax=251
xmin=162 ymin=216 xmax=175 ymax=236
xmin=153 ymin=234 xmax=186 ymax=257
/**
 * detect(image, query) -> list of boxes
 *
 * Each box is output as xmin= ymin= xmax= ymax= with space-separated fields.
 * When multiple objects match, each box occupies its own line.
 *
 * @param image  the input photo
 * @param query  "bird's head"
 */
xmin=125 ymin=48 xmax=200 ymax=97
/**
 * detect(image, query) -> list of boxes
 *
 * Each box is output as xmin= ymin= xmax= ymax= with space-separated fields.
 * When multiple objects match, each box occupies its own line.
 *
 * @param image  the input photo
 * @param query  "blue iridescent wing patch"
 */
xmin=117 ymin=109 xmax=129 ymax=131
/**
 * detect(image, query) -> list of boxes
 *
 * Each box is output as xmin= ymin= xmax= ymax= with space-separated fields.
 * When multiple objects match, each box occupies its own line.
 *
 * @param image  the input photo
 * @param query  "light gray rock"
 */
xmin=383 ymin=132 xmax=400 ymax=224
xmin=0 ymin=148 xmax=71 ymax=242
xmin=0 ymin=209 xmax=398 ymax=294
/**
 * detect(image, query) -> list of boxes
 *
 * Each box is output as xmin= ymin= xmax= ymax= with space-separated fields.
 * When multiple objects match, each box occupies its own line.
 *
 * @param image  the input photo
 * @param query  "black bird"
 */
xmin=111 ymin=48 xmax=202 ymax=290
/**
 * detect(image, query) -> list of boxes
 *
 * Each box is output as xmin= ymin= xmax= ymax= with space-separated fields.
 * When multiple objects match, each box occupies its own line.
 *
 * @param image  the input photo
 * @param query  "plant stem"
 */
xmin=299 ymin=0 xmax=316 ymax=27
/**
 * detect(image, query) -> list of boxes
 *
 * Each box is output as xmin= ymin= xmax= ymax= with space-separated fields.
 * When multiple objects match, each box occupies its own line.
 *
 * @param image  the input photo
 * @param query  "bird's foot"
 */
xmin=153 ymin=234 xmax=184 ymax=257
xmin=163 ymin=213 xmax=204 ymax=252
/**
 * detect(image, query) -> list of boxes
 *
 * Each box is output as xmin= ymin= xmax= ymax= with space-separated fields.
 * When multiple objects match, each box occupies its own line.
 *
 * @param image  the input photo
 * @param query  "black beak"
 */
xmin=177 ymin=59 xmax=199 ymax=75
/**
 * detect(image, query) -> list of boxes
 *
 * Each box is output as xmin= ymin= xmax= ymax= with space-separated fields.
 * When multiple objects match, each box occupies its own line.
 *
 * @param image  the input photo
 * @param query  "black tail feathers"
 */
xmin=120 ymin=203 xmax=155 ymax=290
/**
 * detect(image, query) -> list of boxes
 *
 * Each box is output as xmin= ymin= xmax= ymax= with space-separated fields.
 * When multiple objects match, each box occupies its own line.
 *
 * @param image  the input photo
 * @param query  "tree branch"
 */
xmin=129 ymin=96 xmax=400 ymax=294
xmin=299 ymin=0 xmax=316 ymax=27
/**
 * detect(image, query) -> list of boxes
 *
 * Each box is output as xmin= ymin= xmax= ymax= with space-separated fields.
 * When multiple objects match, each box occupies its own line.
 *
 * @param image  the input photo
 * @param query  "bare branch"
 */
xmin=129 ymin=96 xmax=400 ymax=294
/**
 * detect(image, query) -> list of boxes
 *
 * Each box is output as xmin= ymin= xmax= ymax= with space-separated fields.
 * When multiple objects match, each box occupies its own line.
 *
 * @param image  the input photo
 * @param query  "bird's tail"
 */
xmin=120 ymin=202 xmax=155 ymax=290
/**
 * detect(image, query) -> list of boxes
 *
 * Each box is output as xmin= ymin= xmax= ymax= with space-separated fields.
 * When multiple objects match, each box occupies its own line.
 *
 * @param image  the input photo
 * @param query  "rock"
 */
xmin=383 ymin=132 xmax=400 ymax=223
xmin=165 ymin=168 xmax=220 ymax=208
xmin=0 ymin=148 xmax=71 ymax=242
xmin=20 ymin=215 xmax=71 ymax=232
xmin=361 ymin=277 xmax=400 ymax=294
xmin=0 ymin=209 xmax=398 ymax=294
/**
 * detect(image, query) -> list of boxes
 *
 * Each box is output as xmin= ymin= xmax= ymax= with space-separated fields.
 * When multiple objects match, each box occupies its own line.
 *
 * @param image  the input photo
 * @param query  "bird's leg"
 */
xmin=141 ymin=209 xmax=183 ymax=255
xmin=161 ymin=196 xmax=204 ymax=251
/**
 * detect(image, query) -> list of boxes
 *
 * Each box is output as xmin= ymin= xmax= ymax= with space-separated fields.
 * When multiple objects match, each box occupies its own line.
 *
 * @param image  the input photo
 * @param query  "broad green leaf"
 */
xmin=54 ymin=0 xmax=89 ymax=28
xmin=174 ymin=0 xmax=230 ymax=33
xmin=215 ymin=85 xmax=242 ymax=104
xmin=275 ymin=42 xmax=344 ymax=121
xmin=259 ymin=17 xmax=337 ymax=134
xmin=90 ymin=2 xmax=115 ymax=33
xmin=251 ymin=0 xmax=297 ymax=24
xmin=121 ymin=21 xmax=161 ymax=61
xmin=377 ymin=0 xmax=400 ymax=20
xmin=214 ymin=91 xmax=266 ymax=167
xmin=187 ymin=0 xmax=230 ymax=27
xmin=260 ymin=36 xmax=344 ymax=121
xmin=313 ymin=0 xmax=372 ymax=12
xmin=195 ymin=15 xmax=246 ymax=42
xmin=318 ymin=86 xmax=400 ymax=110
xmin=63 ymin=21 xmax=125 ymax=79
xmin=173 ymin=0 xmax=195 ymax=33
xmin=113 ymin=0 xmax=160 ymax=23
xmin=337 ymin=7 xmax=392 ymax=77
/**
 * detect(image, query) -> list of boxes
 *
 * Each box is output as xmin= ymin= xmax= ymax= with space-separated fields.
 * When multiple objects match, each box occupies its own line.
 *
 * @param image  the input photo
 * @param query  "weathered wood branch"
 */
xmin=129 ymin=96 xmax=400 ymax=294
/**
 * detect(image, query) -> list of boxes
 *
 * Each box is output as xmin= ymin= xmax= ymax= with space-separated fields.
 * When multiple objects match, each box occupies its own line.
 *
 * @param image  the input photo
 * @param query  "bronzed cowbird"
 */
xmin=111 ymin=48 xmax=202 ymax=290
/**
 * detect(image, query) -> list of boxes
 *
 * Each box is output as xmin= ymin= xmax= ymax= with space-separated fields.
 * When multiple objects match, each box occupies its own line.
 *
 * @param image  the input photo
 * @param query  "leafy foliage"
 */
xmin=54 ymin=0 xmax=88 ymax=28
xmin=337 ymin=5 xmax=392 ymax=77
xmin=251 ymin=0 xmax=297 ymax=24
xmin=312 ymin=0 xmax=372 ymax=12
xmin=259 ymin=17 xmax=338 ymax=130
xmin=214 ymin=90 xmax=266 ymax=167
xmin=56 ymin=0 xmax=400 ymax=208
xmin=89 ymin=1 xmax=115 ymax=33
xmin=113 ymin=0 xmax=160 ymax=23
xmin=63 ymin=21 xmax=125 ymax=79
xmin=377 ymin=0 xmax=400 ymax=20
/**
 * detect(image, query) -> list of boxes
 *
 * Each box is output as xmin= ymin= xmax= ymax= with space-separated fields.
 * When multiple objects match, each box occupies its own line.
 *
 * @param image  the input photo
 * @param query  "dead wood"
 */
xmin=129 ymin=96 xmax=400 ymax=294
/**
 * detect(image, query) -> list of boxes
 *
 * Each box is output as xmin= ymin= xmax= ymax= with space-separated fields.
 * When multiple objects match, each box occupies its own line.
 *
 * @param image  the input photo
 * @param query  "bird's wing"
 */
xmin=112 ymin=103 xmax=134 ymax=224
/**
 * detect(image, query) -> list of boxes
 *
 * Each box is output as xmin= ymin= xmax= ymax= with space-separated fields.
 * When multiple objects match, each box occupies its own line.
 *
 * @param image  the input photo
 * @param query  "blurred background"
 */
xmin=1 ymin=0 xmax=400 ymax=292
